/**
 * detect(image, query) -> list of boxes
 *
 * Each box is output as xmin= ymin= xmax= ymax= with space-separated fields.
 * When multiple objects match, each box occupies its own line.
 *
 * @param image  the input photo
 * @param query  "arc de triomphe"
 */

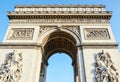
xmin=0 ymin=5 xmax=120 ymax=82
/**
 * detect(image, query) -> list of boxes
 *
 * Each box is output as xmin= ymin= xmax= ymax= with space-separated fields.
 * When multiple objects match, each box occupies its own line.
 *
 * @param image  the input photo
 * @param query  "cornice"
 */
xmin=80 ymin=42 xmax=119 ymax=46
xmin=0 ymin=42 xmax=43 ymax=49
xmin=15 ymin=4 xmax=105 ymax=8
xmin=8 ymin=11 xmax=111 ymax=15
xmin=77 ymin=42 xmax=119 ymax=49
xmin=0 ymin=42 xmax=41 ymax=47
xmin=8 ymin=11 xmax=112 ymax=19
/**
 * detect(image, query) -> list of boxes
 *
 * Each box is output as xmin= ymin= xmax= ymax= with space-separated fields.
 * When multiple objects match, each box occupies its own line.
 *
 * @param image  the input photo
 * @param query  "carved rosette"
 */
xmin=8 ymin=28 xmax=34 ymax=40
xmin=95 ymin=51 xmax=119 ymax=82
xmin=84 ymin=28 xmax=110 ymax=40
xmin=0 ymin=50 xmax=23 ymax=82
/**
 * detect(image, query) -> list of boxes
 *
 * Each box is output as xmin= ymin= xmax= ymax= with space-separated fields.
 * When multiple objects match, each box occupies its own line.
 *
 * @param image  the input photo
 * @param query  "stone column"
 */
xmin=44 ymin=64 xmax=47 ymax=82
xmin=39 ymin=55 xmax=48 ymax=82
xmin=77 ymin=47 xmax=86 ymax=82
xmin=29 ymin=46 xmax=43 ymax=82
xmin=73 ymin=63 xmax=78 ymax=82
xmin=39 ymin=62 xmax=44 ymax=82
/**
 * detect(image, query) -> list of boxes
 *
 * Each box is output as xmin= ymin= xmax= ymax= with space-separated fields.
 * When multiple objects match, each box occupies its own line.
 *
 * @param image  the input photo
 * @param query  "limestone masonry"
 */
xmin=0 ymin=5 xmax=120 ymax=82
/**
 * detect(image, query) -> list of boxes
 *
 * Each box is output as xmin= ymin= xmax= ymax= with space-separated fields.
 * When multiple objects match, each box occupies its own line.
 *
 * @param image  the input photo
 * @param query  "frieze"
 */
xmin=10 ymin=19 xmax=109 ymax=23
xmin=15 ymin=7 xmax=105 ymax=12
xmin=0 ymin=50 xmax=23 ymax=82
xmin=8 ymin=28 xmax=34 ymax=40
xmin=84 ymin=28 xmax=110 ymax=40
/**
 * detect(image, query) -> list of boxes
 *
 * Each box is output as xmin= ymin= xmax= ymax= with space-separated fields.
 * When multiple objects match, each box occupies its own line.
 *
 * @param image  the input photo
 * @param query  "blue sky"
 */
xmin=47 ymin=53 xmax=74 ymax=82
xmin=0 ymin=0 xmax=120 ymax=82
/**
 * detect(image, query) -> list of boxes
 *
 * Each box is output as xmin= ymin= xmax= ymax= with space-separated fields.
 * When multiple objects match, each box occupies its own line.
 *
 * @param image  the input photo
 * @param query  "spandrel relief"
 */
xmin=8 ymin=28 xmax=34 ymax=40
xmin=38 ymin=26 xmax=54 ymax=37
xmin=0 ymin=50 xmax=23 ymax=82
xmin=95 ymin=50 xmax=119 ymax=82
xmin=62 ymin=26 xmax=80 ymax=35
xmin=84 ymin=28 xmax=110 ymax=40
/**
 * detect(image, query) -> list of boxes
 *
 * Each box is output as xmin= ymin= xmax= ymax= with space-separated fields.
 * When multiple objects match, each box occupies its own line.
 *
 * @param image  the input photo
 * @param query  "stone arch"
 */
xmin=37 ymin=27 xmax=81 ymax=46
xmin=39 ymin=28 xmax=80 ymax=82
xmin=42 ymin=30 xmax=77 ymax=63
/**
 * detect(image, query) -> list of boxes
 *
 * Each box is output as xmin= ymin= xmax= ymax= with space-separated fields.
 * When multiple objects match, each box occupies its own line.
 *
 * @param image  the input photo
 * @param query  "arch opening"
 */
xmin=46 ymin=53 xmax=74 ymax=82
xmin=40 ymin=30 xmax=78 ymax=82
xmin=43 ymin=31 xmax=77 ymax=63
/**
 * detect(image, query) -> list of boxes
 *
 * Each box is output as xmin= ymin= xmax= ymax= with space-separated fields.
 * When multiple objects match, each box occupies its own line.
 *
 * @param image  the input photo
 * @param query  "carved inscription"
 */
xmin=84 ymin=28 xmax=110 ymax=40
xmin=0 ymin=50 xmax=23 ymax=82
xmin=95 ymin=51 xmax=119 ymax=82
xmin=8 ymin=28 xmax=34 ymax=40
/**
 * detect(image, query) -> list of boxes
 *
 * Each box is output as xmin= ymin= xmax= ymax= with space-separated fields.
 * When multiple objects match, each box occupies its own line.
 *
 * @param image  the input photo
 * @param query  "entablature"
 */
xmin=8 ymin=11 xmax=112 ymax=19
xmin=7 ymin=5 xmax=112 ymax=20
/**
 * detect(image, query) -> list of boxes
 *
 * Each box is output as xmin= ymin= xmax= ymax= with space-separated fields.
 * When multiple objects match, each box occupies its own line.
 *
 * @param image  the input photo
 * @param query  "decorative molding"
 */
xmin=10 ymin=19 xmax=110 ymax=23
xmin=95 ymin=50 xmax=119 ymax=82
xmin=8 ymin=8 xmax=112 ymax=20
xmin=0 ymin=50 xmax=23 ymax=82
xmin=8 ymin=5 xmax=112 ymax=20
xmin=84 ymin=28 xmax=110 ymax=40
xmin=0 ymin=42 xmax=42 ymax=49
xmin=7 ymin=28 xmax=34 ymax=40
xmin=15 ymin=5 xmax=105 ymax=8
xmin=15 ymin=5 xmax=105 ymax=12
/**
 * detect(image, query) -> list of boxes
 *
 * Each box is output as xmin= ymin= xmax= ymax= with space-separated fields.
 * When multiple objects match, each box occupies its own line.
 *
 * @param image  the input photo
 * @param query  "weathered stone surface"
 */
xmin=0 ymin=5 xmax=120 ymax=82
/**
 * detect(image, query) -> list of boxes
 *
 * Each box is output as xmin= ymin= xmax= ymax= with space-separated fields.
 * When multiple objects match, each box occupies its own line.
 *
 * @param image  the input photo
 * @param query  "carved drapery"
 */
xmin=0 ymin=50 xmax=23 ymax=82
xmin=95 ymin=50 xmax=119 ymax=82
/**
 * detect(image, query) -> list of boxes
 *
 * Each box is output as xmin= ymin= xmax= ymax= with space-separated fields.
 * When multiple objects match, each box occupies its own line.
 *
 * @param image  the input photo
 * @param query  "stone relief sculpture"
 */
xmin=95 ymin=50 xmax=119 ymax=82
xmin=38 ymin=26 xmax=80 ymax=38
xmin=8 ymin=28 xmax=34 ymax=40
xmin=0 ymin=50 xmax=23 ymax=82
xmin=84 ymin=28 xmax=110 ymax=40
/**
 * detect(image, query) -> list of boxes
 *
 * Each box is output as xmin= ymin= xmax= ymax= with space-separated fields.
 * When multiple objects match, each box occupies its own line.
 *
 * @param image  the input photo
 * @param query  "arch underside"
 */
xmin=40 ymin=30 xmax=79 ymax=82
xmin=42 ymin=31 xmax=77 ymax=65
xmin=39 ymin=28 xmax=80 ymax=82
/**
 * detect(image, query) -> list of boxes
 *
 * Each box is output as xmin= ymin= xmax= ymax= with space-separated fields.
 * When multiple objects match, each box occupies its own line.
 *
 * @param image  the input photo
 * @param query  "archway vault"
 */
xmin=39 ymin=29 xmax=80 ymax=82
xmin=42 ymin=31 xmax=77 ymax=65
